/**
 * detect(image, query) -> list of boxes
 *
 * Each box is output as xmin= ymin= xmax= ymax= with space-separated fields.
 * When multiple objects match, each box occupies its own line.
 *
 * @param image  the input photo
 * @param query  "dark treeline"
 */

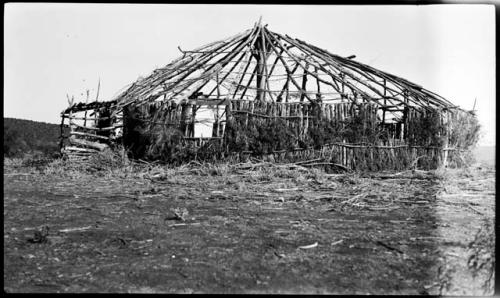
xmin=4 ymin=117 xmax=67 ymax=158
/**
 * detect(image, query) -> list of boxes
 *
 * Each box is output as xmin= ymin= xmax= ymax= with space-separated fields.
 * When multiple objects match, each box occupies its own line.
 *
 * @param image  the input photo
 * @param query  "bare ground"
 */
xmin=3 ymin=160 xmax=495 ymax=294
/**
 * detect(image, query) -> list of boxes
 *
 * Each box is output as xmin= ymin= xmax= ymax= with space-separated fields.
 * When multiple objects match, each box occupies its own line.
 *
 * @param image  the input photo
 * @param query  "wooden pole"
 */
xmin=278 ymin=33 xmax=406 ymax=108
xmin=300 ymin=61 xmax=309 ymax=102
xmin=260 ymin=26 xmax=269 ymax=101
xmin=163 ymin=29 xmax=258 ymax=101
xmin=262 ymin=30 xmax=312 ymax=102
xmin=206 ymin=50 xmax=250 ymax=97
xmin=382 ymin=78 xmax=387 ymax=124
xmin=277 ymin=62 xmax=300 ymax=101
xmin=230 ymin=53 xmax=253 ymax=98
xmin=83 ymin=89 xmax=90 ymax=127
xmin=240 ymin=62 xmax=258 ymax=99
xmin=314 ymin=66 xmax=321 ymax=102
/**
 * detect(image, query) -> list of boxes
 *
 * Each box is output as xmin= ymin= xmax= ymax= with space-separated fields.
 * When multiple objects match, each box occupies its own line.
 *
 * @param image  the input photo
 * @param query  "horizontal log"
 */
xmin=331 ymin=143 xmax=409 ymax=149
xmin=62 ymin=115 xmax=123 ymax=120
xmin=232 ymin=110 xmax=315 ymax=119
xmin=69 ymin=131 xmax=111 ymax=141
xmin=61 ymin=100 xmax=118 ymax=114
xmin=69 ymin=121 xmax=122 ymax=131
xmin=182 ymin=99 xmax=230 ymax=106
xmin=382 ymin=109 xmax=405 ymax=112
xmin=69 ymin=136 xmax=109 ymax=151
xmin=64 ymin=152 xmax=93 ymax=157
xmin=379 ymin=105 xmax=401 ymax=109
xmin=183 ymin=137 xmax=223 ymax=140
xmin=62 ymin=146 xmax=99 ymax=153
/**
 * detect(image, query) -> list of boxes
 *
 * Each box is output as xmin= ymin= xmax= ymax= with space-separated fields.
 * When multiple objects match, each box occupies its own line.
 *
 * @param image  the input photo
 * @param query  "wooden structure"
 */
xmin=60 ymin=20 xmax=478 ymax=169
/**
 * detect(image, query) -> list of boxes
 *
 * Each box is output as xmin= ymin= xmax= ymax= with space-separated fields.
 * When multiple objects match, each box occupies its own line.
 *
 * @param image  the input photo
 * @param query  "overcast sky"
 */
xmin=4 ymin=3 xmax=495 ymax=146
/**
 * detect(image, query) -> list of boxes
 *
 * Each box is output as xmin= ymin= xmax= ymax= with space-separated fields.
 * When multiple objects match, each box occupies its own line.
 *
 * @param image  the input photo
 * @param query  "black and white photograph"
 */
xmin=4 ymin=3 xmax=495 ymax=294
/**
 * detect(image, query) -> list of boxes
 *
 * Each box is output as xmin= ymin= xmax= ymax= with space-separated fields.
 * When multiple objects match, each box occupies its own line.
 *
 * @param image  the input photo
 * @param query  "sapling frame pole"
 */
xmin=263 ymin=29 xmax=312 ymax=102
xmin=276 ymin=33 xmax=369 ymax=104
xmin=277 ymin=62 xmax=301 ymax=101
xmin=232 ymin=54 xmax=255 ymax=98
xmin=168 ymin=34 xmax=255 ymax=100
xmin=118 ymin=29 xmax=251 ymax=109
xmin=278 ymin=33 xmax=396 ymax=108
xmin=260 ymin=26 xmax=273 ymax=101
xmin=266 ymin=47 xmax=285 ymax=78
xmin=175 ymin=25 xmax=261 ymax=99
xmin=205 ymin=50 xmax=248 ymax=97
xmin=335 ymin=51 xmax=443 ymax=108
xmin=289 ymin=54 xmax=345 ymax=100
xmin=256 ymin=28 xmax=266 ymax=101
xmin=240 ymin=61 xmax=259 ymax=99
xmin=287 ymin=35 xmax=433 ymax=109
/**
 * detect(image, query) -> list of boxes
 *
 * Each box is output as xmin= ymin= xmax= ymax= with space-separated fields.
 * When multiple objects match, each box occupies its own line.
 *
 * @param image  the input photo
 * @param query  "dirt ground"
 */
xmin=3 ymin=160 xmax=495 ymax=294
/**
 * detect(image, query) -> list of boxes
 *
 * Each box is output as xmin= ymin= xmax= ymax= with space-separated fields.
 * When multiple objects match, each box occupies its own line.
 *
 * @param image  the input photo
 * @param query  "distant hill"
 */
xmin=4 ymin=117 xmax=67 ymax=158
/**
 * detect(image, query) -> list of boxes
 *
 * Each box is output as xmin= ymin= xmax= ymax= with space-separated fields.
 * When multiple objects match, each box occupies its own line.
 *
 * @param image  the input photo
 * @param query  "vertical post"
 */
xmin=224 ymin=101 xmax=232 ymax=151
xmin=300 ymin=61 xmax=309 ymax=102
xmin=443 ymin=111 xmax=449 ymax=168
xmin=180 ymin=103 xmax=192 ymax=137
xmin=382 ymin=78 xmax=387 ymax=124
xmin=255 ymin=25 xmax=267 ymax=102
xmin=340 ymin=72 xmax=345 ymax=102
xmin=285 ymin=85 xmax=289 ymax=103
xmin=216 ymin=72 xmax=220 ymax=99
xmin=83 ymin=90 xmax=90 ymax=128
xmin=69 ymin=110 xmax=75 ymax=150
xmin=402 ymin=90 xmax=408 ymax=140
xmin=314 ymin=66 xmax=321 ymax=102
xmin=59 ymin=114 xmax=65 ymax=151
xmin=261 ymin=26 xmax=269 ymax=102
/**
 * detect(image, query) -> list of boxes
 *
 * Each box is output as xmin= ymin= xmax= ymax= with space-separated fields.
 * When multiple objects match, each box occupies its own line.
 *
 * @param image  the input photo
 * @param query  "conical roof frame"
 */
xmin=114 ymin=21 xmax=459 ymax=113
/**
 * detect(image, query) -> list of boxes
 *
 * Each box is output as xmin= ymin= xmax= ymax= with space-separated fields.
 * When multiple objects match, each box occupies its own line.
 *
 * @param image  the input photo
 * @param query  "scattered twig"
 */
xmin=375 ymin=240 xmax=404 ymax=254
xmin=274 ymin=188 xmax=299 ymax=193
xmin=466 ymin=203 xmax=484 ymax=216
xmin=298 ymin=242 xmax=318 ymax=249
xmin=294 ymin=158 xmax=324 ymax=165
xmin=331 ymin=239 xmax=343 ymax=246
xmin=59 ymin=226 xmax=92 ymax=233
xmin=341 ymin=193 xmax=364 ymax=205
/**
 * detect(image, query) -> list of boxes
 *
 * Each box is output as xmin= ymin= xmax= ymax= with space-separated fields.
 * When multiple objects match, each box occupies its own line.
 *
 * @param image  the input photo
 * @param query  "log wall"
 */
xmin=60 ymin=100 xmax=122 ymax=161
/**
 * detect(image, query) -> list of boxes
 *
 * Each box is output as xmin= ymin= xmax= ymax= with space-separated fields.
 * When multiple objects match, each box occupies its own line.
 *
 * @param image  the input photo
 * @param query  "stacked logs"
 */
xmin=60 ymin=100 xmax=122 ymax=161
